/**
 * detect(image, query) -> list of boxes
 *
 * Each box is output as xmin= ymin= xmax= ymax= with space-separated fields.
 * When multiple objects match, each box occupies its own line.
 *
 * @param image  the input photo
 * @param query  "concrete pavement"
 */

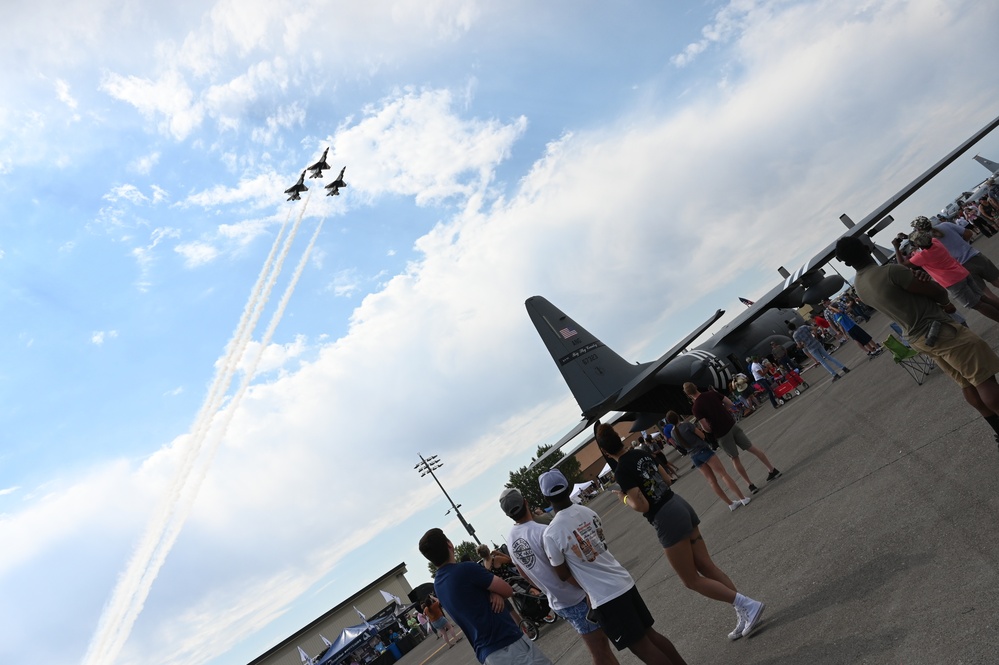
xmin=409 ymin=294 xmax=999 ymax=664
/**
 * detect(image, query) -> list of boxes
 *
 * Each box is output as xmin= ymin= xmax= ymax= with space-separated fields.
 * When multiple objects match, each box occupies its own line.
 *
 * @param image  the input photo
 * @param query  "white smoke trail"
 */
xmin=82 ymin=194 xmax=316 ymax=665
xmin=129 ymin=216 xmax=328 ymax=634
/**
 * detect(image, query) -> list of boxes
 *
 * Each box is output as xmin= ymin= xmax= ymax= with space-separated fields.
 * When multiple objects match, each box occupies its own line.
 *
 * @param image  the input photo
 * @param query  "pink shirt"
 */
xmin=909 ymin=239 xmax=970 ymax=287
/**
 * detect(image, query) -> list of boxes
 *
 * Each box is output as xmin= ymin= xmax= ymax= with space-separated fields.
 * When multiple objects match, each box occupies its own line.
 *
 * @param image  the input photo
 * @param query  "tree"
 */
xmin=426 ymin=539 xmax=479 ymax=577
xmin=506 ymin=444 xmax=581 ymax=512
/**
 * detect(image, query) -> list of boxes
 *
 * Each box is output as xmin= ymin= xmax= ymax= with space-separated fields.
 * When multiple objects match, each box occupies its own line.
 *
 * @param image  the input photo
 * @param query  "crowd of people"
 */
xmin=416 ymin=194 xmax=999 ymax=664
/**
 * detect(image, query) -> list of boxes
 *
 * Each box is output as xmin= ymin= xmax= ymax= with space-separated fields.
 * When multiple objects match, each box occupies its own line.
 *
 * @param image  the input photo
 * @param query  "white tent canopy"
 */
xmin=570 ymin=481 xmax=594 ymax=503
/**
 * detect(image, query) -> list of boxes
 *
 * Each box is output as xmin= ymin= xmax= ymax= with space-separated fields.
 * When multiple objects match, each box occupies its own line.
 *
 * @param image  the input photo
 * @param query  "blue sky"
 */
xmin=3 ymin=1 xmax=999 ymax=663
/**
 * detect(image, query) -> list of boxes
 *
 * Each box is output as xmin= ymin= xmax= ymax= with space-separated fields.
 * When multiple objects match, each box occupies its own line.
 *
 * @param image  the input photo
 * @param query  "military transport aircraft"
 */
xmin=308 ymin=148 xmax=331 ymax=178
xmin=285 ymin=170 xmax=308 ymax=201
xmin=528 ymin=114 xmax=999 ymax=464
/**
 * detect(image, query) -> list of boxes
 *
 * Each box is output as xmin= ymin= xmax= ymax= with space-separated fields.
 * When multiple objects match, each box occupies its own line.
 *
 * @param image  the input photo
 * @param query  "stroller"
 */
xmin=508 ymin=575 xmax=557 ymax=640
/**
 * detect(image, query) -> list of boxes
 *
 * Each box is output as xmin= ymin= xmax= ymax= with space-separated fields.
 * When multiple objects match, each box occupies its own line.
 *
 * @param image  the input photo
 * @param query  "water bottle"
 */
xmin=925 ymin=320 xmax=942 ymax=347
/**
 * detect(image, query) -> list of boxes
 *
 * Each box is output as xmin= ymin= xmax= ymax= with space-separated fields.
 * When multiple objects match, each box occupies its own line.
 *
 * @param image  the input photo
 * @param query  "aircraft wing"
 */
xmin=716 ymin=112 xmax=999 ymax=338
xmin=609 ymin=308 xmax=725 ymax=413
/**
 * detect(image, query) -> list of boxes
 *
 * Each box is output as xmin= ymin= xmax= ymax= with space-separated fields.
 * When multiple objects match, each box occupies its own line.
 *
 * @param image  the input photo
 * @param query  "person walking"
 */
xmin=748 ymin=356 xmax=780 ymax=409
xmin=684 ymin=383 xmax=781 ymax=495
xmin=665 ymin=411 xmax=748 ymax=511
xmin=592 ymin=428 xmax=767 ymax=642
xmin=788 ymin=322 xmax=851 ymax=381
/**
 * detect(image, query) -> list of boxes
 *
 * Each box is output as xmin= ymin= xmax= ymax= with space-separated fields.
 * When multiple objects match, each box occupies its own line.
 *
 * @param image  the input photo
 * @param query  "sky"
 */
xmin=3 ymin=1 xmax=999 ymax=663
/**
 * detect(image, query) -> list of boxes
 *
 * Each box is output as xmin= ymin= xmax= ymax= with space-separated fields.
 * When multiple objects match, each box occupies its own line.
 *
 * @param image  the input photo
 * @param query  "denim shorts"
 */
xmin=690 ymin=449 xmax=714 ymax=468
xmin=555 ymin=598 xmax=601 ymax=635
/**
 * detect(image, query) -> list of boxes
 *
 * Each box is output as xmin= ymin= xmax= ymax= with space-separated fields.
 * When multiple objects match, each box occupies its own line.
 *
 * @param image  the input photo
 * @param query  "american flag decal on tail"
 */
xmin=559 ymin=327 xmax=577 ymax=339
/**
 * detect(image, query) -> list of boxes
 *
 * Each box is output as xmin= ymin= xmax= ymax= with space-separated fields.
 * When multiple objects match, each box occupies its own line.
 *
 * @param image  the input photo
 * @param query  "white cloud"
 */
xmin=328 ymin=269 xmax=361 ymax=297
xmin=6 ymin=2 xmax=999 ymax=665
xmin=101 ymin=70 xmax=205 ymax=140
xmin=104 ymin=184 xmax=150 ymax=205
xmin=328 ymin=87 xmax=528 ymax=205
xmin=91 ymin=330 xmax=118 ymax=346
xmin=249 ymin=101 xmax=305 ymax=146
xmin=129 ymin=152 xmax=161 ymax=175
xmin=54 ymin=78 xmax=78 ymax=109
xmin=0 ymin=486 xmax=18 ymax=497
xmin=175 ymin=242 xmax=221 ymax=268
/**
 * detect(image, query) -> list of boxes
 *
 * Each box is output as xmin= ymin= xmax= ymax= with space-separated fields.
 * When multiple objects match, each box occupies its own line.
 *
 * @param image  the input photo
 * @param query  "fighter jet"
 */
xmin=308 ymin=148 xmax=331 ymax=179
xmin=284 ymin=170 xmax=308 ymax=201
xmin=324 ymin=166 xmax=347 ymax=196
xmin=328 ymin=166 xmax=347 ymax=190
xmin=528 ymin=113 xmax=999 ymax=465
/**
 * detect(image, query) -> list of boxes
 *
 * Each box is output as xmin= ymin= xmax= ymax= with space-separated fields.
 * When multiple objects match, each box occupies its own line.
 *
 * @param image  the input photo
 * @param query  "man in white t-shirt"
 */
xmin=538 ymin=470 xmax=688 ymax=665
xmin=748 ymin=356 xmax=780 ymax=408
xmin=500 ymin=488 xmax=620 ymax=665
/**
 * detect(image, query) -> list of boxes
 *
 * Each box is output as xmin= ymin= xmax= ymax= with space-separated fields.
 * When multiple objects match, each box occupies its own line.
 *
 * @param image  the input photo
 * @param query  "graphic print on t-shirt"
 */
xmin=511 ymin=537 xmax=536 ymax=569
xmin=635 ymin=455 xmax=670 ymax=504
xmin=568 ymin=515 xmax=606 ymax=562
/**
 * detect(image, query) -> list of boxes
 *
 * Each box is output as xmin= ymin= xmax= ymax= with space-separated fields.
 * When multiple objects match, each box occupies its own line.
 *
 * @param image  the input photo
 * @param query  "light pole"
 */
xmin=415 ymin=453 xmax=481 ymax=545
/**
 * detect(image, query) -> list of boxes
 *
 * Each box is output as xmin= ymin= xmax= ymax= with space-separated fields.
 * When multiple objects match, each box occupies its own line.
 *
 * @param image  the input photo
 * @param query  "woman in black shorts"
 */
xmin=597 ymin=424 xmax=765 ymax=641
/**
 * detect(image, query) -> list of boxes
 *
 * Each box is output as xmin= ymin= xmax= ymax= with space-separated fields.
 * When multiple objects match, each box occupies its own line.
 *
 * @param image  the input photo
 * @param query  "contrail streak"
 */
xmin=83 ymin=192 xmax=319 ymax=665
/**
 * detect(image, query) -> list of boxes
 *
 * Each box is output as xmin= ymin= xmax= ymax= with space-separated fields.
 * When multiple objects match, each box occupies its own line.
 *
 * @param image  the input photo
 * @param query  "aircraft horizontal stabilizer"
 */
xmin=529 ymin=417 xmax=594 ymax=470
xmin=974 ymin=154 xmax=999 ymax=175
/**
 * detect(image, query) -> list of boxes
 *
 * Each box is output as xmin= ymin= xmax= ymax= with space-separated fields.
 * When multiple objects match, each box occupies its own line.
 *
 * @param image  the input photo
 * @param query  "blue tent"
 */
xmin=315 ymin=616 xmax=396 ymax=665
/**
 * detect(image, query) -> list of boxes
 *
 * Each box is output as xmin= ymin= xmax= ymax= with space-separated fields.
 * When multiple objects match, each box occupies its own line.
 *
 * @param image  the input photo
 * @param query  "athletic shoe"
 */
xmin=728 ymin=606 xmax=746 ymax=640
xmin=767 ymin=468 xmax=782 ymax=481
xmin=740 ymin=497 xmax=752 ymax=506
xmin=842 ymin=367 xmax=851 ymax=373
xmin=741 ymin=599 xmax=766 ymax=637
xmin=729 ymin=501 xmax=742 ymax=512
xmin=748 ymin=483 xmax=760 ymax=494
xmin=831 ymin=374 xmax=841 ymax=382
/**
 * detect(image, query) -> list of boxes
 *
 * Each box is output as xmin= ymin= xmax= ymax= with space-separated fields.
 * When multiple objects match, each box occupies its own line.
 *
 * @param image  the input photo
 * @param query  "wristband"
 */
xmin=623 ymin=495 xmax=629 ymax=506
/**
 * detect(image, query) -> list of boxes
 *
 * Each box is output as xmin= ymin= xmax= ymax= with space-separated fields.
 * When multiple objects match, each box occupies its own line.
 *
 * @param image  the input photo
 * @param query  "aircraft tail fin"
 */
xmin=525 ymin=297 xmax=646 ymax=416
xmin=974 ymin=154 xmax=999 ymax=175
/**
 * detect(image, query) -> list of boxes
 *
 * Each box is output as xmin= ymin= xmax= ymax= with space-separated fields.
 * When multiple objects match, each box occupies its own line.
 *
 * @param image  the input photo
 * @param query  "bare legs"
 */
xmin=664 ymin=528 xmax=738 ymax=603
xmin=627 ymin=629 xmax=687 ymax=665
xmin=699 ymin=455 xmax=745 ymax=504
xmin=579 ymin=629 xmax=621 ymax=665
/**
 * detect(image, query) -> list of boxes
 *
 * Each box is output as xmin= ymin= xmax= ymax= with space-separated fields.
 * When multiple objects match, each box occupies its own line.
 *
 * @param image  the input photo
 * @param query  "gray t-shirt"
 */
xmin=671 ymin=421 xmax=711 ymax=456
xmin=935 ymin=222 xmax=977 ymax=265
xmin=854 ymin=263 xmax=951 ymax=339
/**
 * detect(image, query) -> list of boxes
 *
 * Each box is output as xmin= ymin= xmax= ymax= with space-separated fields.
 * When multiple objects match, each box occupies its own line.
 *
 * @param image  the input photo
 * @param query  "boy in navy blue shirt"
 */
xmin=419 ymin=528 xmax=552 ymax=664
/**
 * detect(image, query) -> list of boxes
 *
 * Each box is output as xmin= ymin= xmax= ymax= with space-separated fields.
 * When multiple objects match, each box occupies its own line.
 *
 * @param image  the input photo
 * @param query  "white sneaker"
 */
xmin=740 ymin=497 xmax=752 ymax=506
xmin=729 ymin=501 xmax=742 ymax=512
xmin=741 ymin=598 xmax=766 ymax=637
xmin=728 ymin=606 xmax=746 ymax=640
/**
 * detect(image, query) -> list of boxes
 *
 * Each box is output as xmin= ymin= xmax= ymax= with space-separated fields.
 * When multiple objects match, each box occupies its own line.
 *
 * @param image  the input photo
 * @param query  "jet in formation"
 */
xmin=528 ymin=114 xmax=999 ymax=465
xmin=284 ymin=151 xmax=348 ymax=201
xmin=325 ymin=166 xmax=348 ymax=197
xmin=284 ymin=170 xmax=308 ymax=201
xmin=308 ymin=148 xmax=331 ymax=178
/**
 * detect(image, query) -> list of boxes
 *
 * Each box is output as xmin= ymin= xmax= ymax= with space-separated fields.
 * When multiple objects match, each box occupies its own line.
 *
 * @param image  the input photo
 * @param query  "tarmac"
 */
xmin=402 ymin=273 xmax=999 ymax=664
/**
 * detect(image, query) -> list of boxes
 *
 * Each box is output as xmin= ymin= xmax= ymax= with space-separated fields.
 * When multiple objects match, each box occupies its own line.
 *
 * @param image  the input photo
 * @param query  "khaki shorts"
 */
xmin=911 ymin=323 xmax=999 ymax=388
xmin=717 ymin=424 xmax=753 ymax=458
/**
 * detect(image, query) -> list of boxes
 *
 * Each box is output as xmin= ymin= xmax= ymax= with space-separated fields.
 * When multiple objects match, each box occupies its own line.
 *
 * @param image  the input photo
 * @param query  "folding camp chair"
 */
xmin=883 ymin=334 xmax=934 ymax=385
